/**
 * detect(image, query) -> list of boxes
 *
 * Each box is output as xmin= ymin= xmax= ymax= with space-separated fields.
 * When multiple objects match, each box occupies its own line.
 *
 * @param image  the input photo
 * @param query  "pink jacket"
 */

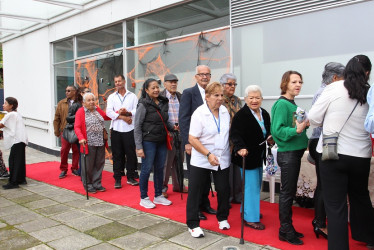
xmin=74 ymin=106 xmax=110 ymax=154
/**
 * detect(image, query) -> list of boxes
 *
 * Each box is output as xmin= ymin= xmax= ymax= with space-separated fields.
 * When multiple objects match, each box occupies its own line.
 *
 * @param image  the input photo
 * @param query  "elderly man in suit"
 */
xmin=179 ymin=65 xmax=217 ymax=220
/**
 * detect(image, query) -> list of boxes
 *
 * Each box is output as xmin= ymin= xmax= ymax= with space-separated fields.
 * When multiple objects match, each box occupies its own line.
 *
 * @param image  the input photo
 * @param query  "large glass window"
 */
xmin=77 ymin=23 xmax=123 ymax=57
xmin=127 ymin=28 xmax=230 ymax=95
xmin=127 ymin=0 xmax=229 ymax=46
xmin=53 ymin=38 xmax=74 ymax=63
xmin=54 ymin=61 xmax=74 ymax=104
xmin=232 ymin=1 xmax=374 ymax=112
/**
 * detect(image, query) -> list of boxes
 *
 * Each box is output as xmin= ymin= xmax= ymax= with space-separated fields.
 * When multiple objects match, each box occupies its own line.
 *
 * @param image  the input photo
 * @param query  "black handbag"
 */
xmin=62 ymin=124 xmax=78 ymax=144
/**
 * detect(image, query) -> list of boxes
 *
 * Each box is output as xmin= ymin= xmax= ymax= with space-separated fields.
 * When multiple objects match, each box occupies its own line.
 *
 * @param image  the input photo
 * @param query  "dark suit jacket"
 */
xmin=179 ymin=83 xmax=204 ymax=146
xmin=230 ymin=104 xmax=271 ymax=170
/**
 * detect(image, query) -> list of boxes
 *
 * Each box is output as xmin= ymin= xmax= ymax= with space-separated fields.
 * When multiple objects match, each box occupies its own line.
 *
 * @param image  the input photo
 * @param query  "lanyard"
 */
xmin=117 ymin=92 xmax=126 ymax=105
xmin=207 ymin=104 xmax=220 ymax=134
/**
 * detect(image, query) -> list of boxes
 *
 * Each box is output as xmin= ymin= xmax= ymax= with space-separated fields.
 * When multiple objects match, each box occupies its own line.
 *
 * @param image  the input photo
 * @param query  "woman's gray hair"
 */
xmin=83 ymin=92 xmax=95 ymax=102
xmin=322 ymin=62 xmax=345 ymax=85
xmin=219 ymin=73 xmax=237 ymax=85
xmin=245 ymin=85 xmax=263 ymax=97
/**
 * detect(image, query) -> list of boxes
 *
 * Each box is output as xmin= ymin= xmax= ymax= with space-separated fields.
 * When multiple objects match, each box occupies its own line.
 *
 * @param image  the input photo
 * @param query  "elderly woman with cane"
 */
xmin=230 ymin=85 xmax=272 ymax=231
xmin=74 ymin=93 xmax=110 ymax=194
xmin=186 ymin=82 xmax=231 ymax=238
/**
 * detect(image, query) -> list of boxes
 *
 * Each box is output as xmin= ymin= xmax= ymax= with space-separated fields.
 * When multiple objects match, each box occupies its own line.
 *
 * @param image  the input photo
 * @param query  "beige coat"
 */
xmin=53 ymin=98 xmax=69 ymax=137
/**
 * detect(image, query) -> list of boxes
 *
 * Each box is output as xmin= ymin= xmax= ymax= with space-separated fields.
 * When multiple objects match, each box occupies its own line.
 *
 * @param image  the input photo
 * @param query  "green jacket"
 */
xmin=270 ymin=98 xmax=308 ymax=152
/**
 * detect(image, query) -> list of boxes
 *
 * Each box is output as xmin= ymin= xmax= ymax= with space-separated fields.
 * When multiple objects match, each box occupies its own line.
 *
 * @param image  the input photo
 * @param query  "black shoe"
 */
xmin=96 ymin=186 xmax=106 ymax=192
xmin=19 ymin=180 xmax=27 ymax=185
xmin=2 ymin=183 xmax=19 ymax=189
xmin=59 ymin=171 xmax=67 ymax=179
xmin=127 ymin=178 xmax=139 ymax=186
xmin=198 ymin=211 xmax=207 ymax=220
xmin=0 ymin=172 xmax=10 ymax=179
xmin=72 ymin=169 xmax=79 ymax=176
xmin=294 ymin=231 xmax=304 ymax=238
xmin=87 ymin=188 xmax=97 ymax=194
xmin=279 ymin=232 xmax=303 ymax=245
xmin=201 ymin=207 xmax=217 ymax=215
xmin=114 ymin=179 xmax=122 ymax=189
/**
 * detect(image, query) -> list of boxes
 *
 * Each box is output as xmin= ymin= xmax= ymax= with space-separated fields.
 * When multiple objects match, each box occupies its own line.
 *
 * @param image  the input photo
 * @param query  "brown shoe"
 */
xmin=162 ymin=192 xmax=168 ymax=198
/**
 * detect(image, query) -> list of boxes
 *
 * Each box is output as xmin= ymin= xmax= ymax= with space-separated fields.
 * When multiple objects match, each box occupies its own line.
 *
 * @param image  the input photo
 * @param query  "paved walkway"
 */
xmin=0 ymin=143 xmax=278 ymax=250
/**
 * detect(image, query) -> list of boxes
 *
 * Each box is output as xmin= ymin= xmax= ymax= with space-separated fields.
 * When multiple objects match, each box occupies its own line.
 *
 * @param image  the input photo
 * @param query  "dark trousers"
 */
xmin=186 ymin=153 xmax=211 ymax=210
xmin=186 ymin=165 xmax=230 ymax=229
xmin=229 ymin=164 xmax=242 ymax=203
xmin=320 ymin=154 xmax=374 ymax=250
xmin=111 ymin=130 xmax=137 ymax=180
xmin=8 ymin=142 xmax=26 ymax=185
xmin=163 ymin=133 xmax=184 ymax=192
xmin=277 ymin=149 xmax=305 ymax=235
xmin=81 ymin=145 xmax=105 ymax=190
xmin=308 ymin=138 xmax=326 ymax=228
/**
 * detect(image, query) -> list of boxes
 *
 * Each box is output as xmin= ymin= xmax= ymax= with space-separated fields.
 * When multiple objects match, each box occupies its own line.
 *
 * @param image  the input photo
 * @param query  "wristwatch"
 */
xmin=206 ymin=152 xmax=211 ymax=158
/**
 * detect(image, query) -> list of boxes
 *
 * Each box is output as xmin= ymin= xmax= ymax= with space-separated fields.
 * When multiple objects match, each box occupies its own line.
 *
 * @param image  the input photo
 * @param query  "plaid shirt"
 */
xmin=166 ymin=90 xmax=179 ymax=125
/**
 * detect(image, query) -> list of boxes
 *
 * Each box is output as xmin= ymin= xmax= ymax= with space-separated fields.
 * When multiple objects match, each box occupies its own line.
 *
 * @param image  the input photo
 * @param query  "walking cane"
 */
xmin=210 ymin=172 xmax=215 ymax=197
xmin=82 ymin=142 xmax=89 ymax=200
xmin=240 ymin=156 xmax=246 ymax=244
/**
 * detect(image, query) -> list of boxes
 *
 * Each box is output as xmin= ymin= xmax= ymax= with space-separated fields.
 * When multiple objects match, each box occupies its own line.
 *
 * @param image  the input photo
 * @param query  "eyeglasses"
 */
xmin=225 ymin=83 xmax=238 ymax=87
xmin=196 ymin=73 xmax=211 ymax=77
xmin=84 ymin=91 xmax=91 ymax=93
xmin=65 ymin=89 xmax=75 ymax=92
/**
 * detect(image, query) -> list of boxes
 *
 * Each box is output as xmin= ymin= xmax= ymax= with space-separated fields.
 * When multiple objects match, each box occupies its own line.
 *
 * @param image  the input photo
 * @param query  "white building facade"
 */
xmin=2 ymin=0 xmax=374 ymax=153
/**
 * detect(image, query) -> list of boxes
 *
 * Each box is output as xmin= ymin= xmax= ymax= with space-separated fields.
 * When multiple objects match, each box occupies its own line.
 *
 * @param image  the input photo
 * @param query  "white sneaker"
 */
xmin=153 ymin=195 xmax=172 ymax=206
xmin=188 ymin=227 xmax=204 ymax=238
xmin=218 ymin=220 xmax=230 ymax=230
xmin=140 ymin=197 xmax=156 ymax=209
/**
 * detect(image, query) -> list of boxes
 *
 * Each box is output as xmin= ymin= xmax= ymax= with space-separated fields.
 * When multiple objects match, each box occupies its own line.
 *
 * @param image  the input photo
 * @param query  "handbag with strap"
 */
xmin=156 ymin=109 xmax=173 ymax=150
xmin=321 ymin=101 xmax=359 ymax=161
xmin=62 ymin=125 xmax=78 ymax=144
xmin=92 ymin=111 xmax=108 ymax=143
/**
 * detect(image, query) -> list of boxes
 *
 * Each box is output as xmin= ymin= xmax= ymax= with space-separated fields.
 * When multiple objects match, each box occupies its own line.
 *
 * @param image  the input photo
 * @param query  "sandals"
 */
xmin=245 ymin=222 xmax=265 ymax=230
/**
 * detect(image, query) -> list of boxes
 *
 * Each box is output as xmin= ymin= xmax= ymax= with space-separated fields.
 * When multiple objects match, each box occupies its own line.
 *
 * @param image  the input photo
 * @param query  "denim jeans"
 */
xmin=139 ymin=141 xmax=167 ymax=199
xmin=277 ymin=149 xmax=305 ymax=235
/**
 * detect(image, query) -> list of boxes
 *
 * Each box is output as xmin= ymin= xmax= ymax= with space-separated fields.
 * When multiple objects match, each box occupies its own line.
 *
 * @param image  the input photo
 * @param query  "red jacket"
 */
xmin=74 ymin=106 xmax=110 ymax=154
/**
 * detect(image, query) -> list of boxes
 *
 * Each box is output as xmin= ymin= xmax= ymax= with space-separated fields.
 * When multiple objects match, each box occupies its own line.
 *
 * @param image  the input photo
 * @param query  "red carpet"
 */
xmin=26 ymin=162 xmax=368 ymax=250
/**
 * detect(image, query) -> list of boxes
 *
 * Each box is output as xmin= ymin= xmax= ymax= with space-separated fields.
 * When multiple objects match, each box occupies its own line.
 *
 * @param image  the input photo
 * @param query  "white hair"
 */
xmin=83 ymin=92 xmax=95 ymax=102
xmin=195 ymin=65 xmax=210 ymax=74
xmin=245 ymin=85 xmax=263 ymax=97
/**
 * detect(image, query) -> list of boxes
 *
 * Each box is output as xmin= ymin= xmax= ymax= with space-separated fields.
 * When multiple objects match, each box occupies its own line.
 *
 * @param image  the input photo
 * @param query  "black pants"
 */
xmin=8 ymin=142 xmax=26 ymax=185
xmin=308 ymin=138 xmax=326 ymax=228
xmin=111 ymin=130 xmax=137 ymax=180
xmin=186 ymin=153 xmax=211 ymax=210
xmin=277 ymin=149 xmax=305 ymax=235
xmin=320 ymin=154 xmax=374 ymax=250
xmin=186 ymin=165 xmax=230 ymax=229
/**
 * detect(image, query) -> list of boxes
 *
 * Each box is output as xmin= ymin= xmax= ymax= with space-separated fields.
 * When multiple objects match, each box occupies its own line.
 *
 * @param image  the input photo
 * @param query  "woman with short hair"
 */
xmin=230 ymin=85 xmax=272 ymax=230
xmin=74 ymin=93 xmax=110 ymax=193
xmin=271 ymin=71 xmax=309 ymax=245
xmin=186 ymin=82 xmax=231 ymax=238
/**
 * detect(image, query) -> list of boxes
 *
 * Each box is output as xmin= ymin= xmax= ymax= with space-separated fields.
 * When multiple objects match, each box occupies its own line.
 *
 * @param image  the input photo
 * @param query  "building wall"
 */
xmin=2 ymin=0 xmax=185 ymax=151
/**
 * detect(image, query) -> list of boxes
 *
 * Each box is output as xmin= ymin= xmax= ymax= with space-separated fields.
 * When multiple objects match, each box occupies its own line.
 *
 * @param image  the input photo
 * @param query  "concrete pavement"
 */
xmin=0 ymin=142 xmax=278 ymax=250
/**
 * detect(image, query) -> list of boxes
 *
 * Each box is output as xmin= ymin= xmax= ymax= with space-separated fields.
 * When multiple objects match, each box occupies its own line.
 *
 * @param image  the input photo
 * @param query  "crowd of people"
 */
xmin=1 ymin=55 xmax=374 ymax=249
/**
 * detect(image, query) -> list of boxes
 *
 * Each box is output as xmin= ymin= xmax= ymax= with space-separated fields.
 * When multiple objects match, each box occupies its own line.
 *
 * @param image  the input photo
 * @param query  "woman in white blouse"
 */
xmin=0 ymin=97 xmax=28 ymax=189
xmin=309 ymin=55 xmax=374 ymax=250
xmin=186 ymin=82 xmax=231 ymax=238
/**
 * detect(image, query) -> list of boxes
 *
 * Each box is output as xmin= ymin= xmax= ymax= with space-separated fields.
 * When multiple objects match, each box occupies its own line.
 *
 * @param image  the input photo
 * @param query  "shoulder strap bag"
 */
xmin=156 ymin=109 xmax=173 ymax=150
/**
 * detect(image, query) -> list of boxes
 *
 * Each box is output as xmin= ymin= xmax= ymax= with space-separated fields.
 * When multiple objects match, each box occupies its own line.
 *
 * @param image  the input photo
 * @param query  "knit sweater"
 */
xmin=270 ymin=98 xmax=308 ymax=152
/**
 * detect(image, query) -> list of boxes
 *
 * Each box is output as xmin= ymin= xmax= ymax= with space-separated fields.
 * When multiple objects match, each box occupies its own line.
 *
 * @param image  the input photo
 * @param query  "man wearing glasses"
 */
xmin=179 ymin=65 xmax=217 ymax=220
xmin=53 ymin=85 xmax=80 ymax=179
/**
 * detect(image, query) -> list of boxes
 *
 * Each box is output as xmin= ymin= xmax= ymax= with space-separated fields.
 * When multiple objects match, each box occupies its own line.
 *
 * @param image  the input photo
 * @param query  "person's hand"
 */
xmin=296 ymin=120 xmax=307 ymax=134
xmin=123 ymin=116 xmax=132 ymax=125
xmin=79 ymin=139 xmax=86 ymax=145
xmin=185 ymin=144 xmax=192 ymax=155
xmin=208 ymin=153 xmax=220 ymax=166
xmin=237 ymin=149 xmax=248 ymax=157
xmin=173 ymin=125 xmax=179 ymax=131
xmin=266 ymin=135 xmax=275 ymax=146
xmin=118 ymin=108 xmax=128 ymax=115
xmin=136 ymin=149 xmax=145 ymax=158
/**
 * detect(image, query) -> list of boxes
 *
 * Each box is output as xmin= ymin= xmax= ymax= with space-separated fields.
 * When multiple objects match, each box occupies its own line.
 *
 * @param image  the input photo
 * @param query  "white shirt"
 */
xmin=197 ymin=84 xmax=206 ymax=103
xmin=1 ymin=111 xmax=28 ymax=149
xmin=308 ymin=80 xmax=371 ymax=158
xmin=189 ymin=104 xmax=231 ymax=170
xmin=106 ymin=90 xmax=138 ymax=132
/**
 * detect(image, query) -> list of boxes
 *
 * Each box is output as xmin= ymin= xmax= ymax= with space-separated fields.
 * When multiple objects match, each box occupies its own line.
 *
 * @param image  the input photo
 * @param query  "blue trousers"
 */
xmin=139 ymin=141 xmax=167 ymax=199
xmin=241 ymin=167 xmax=262 ymax=222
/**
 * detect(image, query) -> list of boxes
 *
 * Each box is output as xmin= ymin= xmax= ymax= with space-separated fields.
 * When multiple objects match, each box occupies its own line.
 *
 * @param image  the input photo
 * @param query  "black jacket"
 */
xmin=138 ymin=94 xmax=170 ymax=143
xmin=65 ymin=102 xmax=82 ymax=129
xmin=230 ymin=104 xmax=271 ymax=169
